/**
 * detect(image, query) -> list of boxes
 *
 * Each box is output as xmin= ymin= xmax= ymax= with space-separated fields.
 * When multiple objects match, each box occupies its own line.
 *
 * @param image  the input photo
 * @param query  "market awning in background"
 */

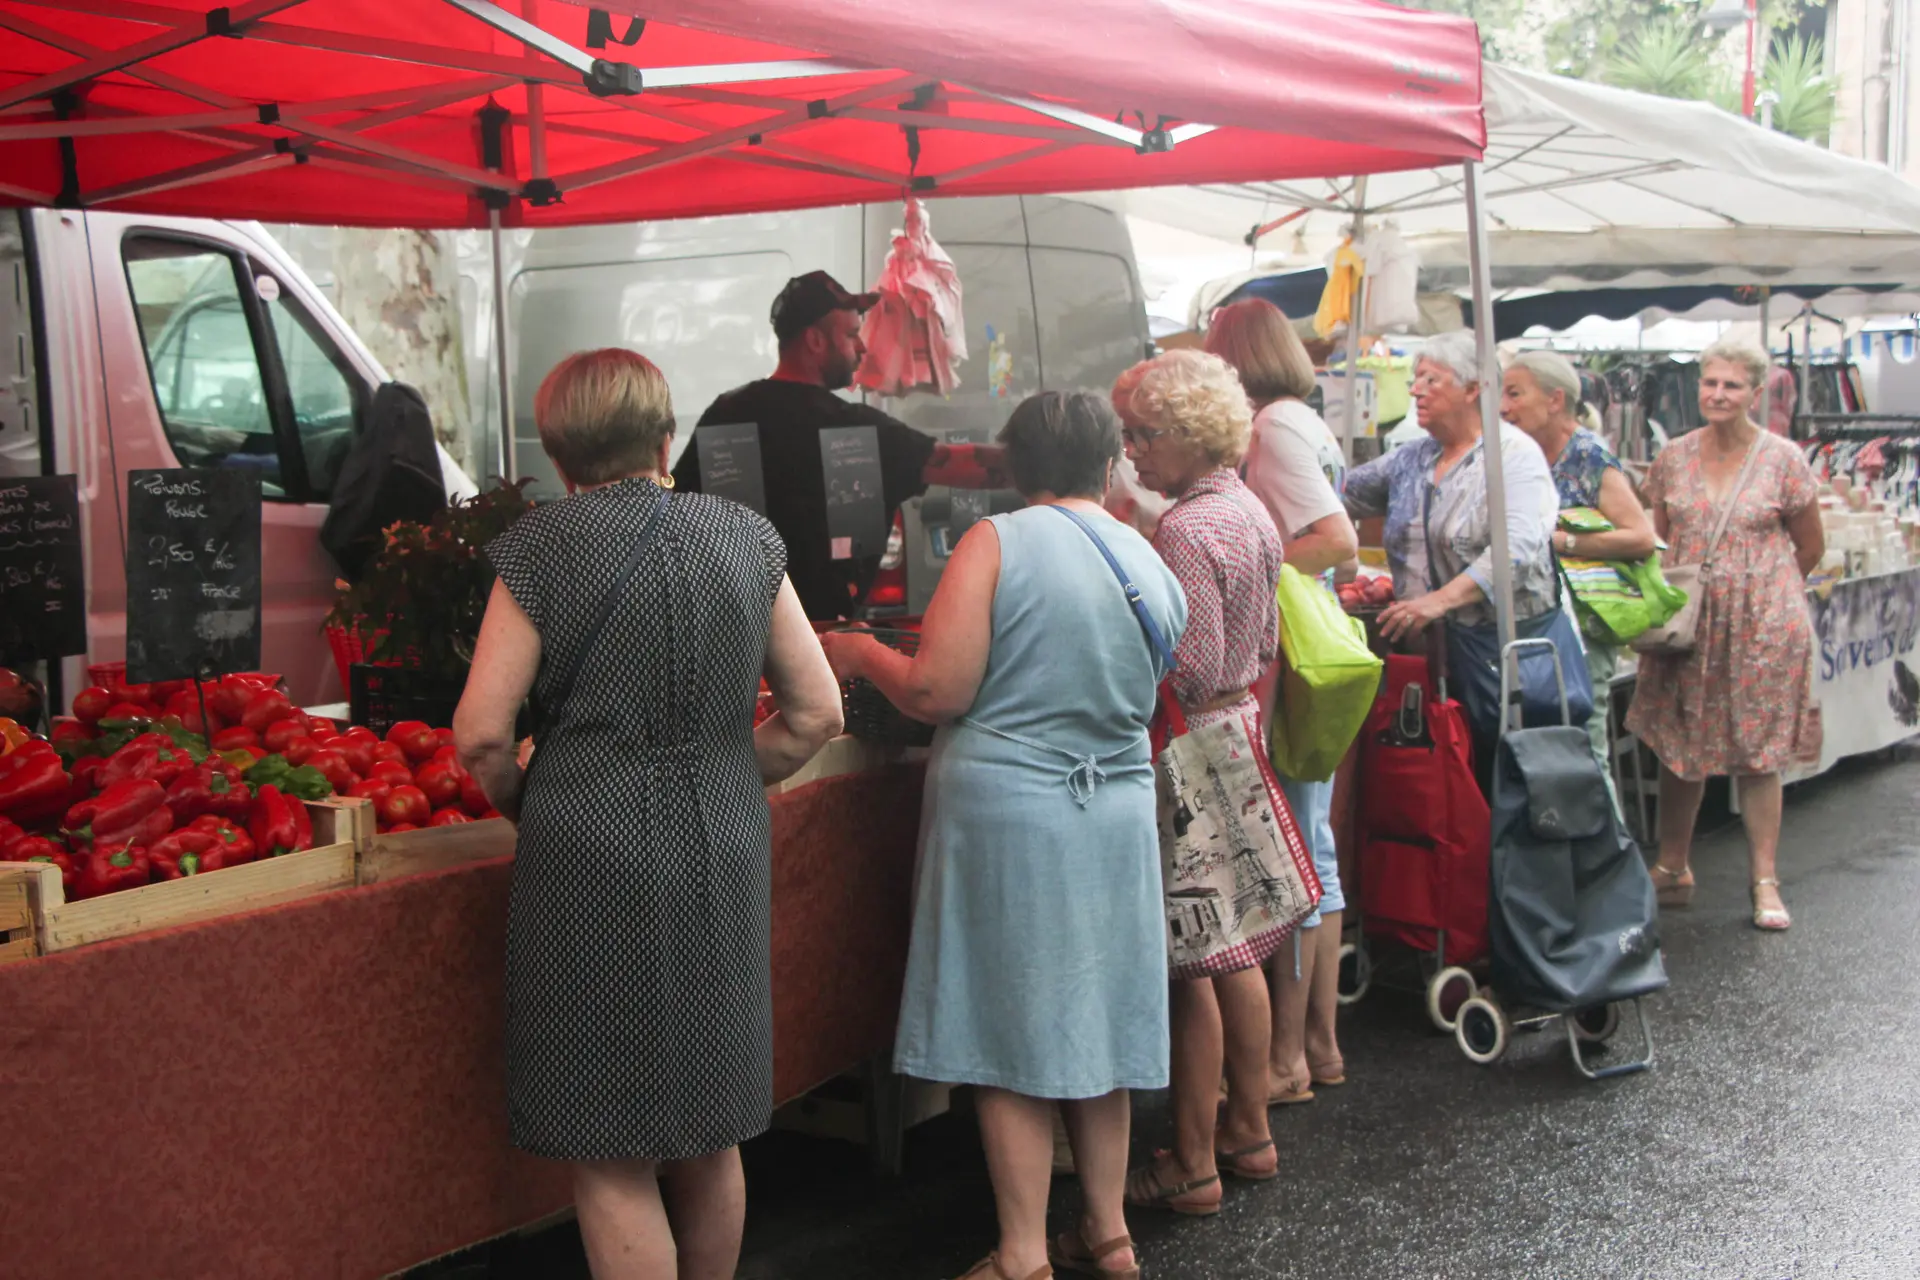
xmin=1115 ymin=61 xmax=1920 ymax=309
xmin=0 ymin=0 xmax=1484 ymax=228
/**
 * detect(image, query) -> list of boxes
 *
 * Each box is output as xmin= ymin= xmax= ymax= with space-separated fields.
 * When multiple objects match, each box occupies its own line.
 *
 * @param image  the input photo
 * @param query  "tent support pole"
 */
xmin=1758 ymin=286 xmax=1773 ymax=432
xmin=490 ymin=208 xmax=516 ymax=486
xmin=1340 ymin=176 xmax=1368 ymax=463
xmin=1464 ymin=161 xmax=1517 ymax=652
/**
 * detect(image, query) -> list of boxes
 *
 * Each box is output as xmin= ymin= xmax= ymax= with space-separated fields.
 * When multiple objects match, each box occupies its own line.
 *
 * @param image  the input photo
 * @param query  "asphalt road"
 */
xmin=416 ymin=752 xmax=1920 ymax=1280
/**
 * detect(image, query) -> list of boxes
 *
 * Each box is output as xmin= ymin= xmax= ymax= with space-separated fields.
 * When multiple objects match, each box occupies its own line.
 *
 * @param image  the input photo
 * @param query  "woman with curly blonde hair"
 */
xmin=1116 ymin=349 xmax=1292 ymax=1219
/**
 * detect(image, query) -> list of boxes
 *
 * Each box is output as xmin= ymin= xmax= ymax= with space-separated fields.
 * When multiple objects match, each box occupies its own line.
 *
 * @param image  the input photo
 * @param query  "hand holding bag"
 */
xmin=1632 ymin=435 xmax=1763 ymax=657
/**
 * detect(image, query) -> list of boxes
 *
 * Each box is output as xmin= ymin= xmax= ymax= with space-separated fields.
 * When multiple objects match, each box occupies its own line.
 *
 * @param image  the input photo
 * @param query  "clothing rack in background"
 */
xmin=1804 ymin=418 xmax=1920 ymax=519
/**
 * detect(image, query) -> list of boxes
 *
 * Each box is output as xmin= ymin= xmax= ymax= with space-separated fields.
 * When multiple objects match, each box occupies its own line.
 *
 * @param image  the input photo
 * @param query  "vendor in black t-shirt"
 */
xmin=673 ymin=270 xmax=1005 ymax=619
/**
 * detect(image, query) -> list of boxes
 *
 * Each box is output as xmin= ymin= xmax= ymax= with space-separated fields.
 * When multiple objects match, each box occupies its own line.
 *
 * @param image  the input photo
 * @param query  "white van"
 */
xmin=0 ymin=209 xmax=468 ymax=710
xmin=488 ymin=195 xmax=1153 ymax=611
xmin=1 ymin=195 xmax=1152 ymax=708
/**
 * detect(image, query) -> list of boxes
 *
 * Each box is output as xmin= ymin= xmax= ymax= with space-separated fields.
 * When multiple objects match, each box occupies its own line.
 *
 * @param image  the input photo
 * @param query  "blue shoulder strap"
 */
xmin=1044 ymin=504 xmax=1178 ymax=673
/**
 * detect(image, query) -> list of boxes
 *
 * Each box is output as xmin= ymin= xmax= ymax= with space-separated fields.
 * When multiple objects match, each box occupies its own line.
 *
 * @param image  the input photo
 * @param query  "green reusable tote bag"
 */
xmin=1269 ymin=565 xmax=1384 ymax=783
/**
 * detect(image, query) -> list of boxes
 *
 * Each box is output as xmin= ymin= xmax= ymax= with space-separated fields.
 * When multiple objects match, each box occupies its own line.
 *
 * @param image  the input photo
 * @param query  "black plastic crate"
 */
xmin=348 ymin=663 xmax=466 ymax=738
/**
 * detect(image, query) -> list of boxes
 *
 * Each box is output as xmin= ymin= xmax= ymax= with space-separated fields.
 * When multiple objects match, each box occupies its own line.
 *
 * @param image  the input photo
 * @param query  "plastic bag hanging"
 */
xmin=855 ymin=197 xmax=968 ymax=397
xmin=1313 ymin=237 xmax=1364 ymax=339
xmin=1361 ymin=223 xmax=1420 ymax=334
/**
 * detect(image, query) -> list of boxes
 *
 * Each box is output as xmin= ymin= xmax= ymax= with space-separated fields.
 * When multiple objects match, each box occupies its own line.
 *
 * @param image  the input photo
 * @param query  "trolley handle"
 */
xmin=1497 ymin=636 xmax=1571 ymax=737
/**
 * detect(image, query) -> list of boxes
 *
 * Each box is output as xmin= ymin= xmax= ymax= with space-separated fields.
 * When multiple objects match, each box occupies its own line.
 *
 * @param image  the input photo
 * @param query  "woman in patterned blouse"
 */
xmin=1116 ymin=350 xmax=1287 ymax=1217
xmin=1502 ymin=350 xmax=1655 ymax=802
xmin=1343 ymin=331 xmax=1561 ymax=770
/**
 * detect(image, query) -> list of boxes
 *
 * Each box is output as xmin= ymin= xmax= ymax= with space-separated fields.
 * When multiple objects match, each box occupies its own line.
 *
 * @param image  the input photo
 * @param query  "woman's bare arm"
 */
xmin=454 ymin=579 xmax=541 ymax=824
xmin=820 ymin=520 xmax=1000 ymax=723
xmin=756 ymin=577 xmax=844 ymax=784
xmin=1786 ymin=502 xmax=1826 ymax=579
xmin=1567 ymin=465 xmax=1658 ymax=561
xmin=1284 ymin=509 xmax=1361 ymax=576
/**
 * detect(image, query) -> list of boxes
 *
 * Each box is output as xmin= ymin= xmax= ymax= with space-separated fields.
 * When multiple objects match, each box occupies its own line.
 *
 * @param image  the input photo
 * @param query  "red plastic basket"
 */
xmin=86 ymin=661 xmax=127 ymax=691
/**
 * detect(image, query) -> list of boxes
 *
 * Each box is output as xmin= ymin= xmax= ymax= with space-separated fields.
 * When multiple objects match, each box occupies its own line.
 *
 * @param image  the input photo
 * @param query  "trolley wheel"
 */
xmin=1571 ymin=1003 xmax=1621 ymax=1044
xmin=1426 ymin=966 xmax=1478 ymax=1032
xmin=1336 ymin=942 xmax=1372 ymax=1006
xmin=1455 ymin=997 xmax=1510 ymax=1065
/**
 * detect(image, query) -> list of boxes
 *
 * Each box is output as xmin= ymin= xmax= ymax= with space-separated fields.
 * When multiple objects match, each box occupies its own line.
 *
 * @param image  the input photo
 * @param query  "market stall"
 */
xmin=0 ymin=1 xmax=1490 ymax=1275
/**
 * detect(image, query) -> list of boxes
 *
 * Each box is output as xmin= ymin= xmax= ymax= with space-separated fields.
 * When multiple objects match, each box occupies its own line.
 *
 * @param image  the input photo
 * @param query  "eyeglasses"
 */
xmin=1122 ymin=425 xmax=1167 ymax=451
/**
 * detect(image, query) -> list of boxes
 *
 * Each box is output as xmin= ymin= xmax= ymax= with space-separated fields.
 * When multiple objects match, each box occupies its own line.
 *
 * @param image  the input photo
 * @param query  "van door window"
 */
xmin=124 ymin=239 xmax=286 ymax=496
xmin=261 ymin=288 xmax=360 ymax=500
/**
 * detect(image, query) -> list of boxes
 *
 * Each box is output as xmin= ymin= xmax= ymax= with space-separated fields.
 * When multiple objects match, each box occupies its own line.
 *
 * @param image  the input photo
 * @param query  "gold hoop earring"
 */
xmin=658 ymin=473 xmax=675 ymax=490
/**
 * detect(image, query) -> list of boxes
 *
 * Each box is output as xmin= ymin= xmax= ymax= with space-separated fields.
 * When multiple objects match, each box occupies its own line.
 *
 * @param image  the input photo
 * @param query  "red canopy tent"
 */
xmin=0 ymin=0 xmax=1483 ymax=227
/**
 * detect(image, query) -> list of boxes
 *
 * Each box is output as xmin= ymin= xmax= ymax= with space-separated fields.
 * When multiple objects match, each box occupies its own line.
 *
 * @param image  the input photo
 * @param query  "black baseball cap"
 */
xmin=771 ymin=271 xmax=879 ymax=343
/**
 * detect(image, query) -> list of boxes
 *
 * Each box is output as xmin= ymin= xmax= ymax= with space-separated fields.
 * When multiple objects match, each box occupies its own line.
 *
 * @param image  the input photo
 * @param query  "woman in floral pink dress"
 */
xmin=1627 ymin=342 xmax=1825 ymax=931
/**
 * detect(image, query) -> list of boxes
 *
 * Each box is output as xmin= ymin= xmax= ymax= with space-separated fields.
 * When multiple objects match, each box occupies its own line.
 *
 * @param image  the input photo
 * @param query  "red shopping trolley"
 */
xmin=1345 ymin=645 xmax=1491 ymax=1033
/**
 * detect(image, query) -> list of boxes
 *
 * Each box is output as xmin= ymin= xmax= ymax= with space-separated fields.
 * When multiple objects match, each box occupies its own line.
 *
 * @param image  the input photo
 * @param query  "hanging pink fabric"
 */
xmin=856 ymin=199 xmax=969 ymax=397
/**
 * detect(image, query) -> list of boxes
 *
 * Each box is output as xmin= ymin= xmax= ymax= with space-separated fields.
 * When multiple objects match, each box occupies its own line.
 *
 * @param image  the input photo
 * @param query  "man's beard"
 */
xmin=821 ymin=350 xmax=857 ymax=391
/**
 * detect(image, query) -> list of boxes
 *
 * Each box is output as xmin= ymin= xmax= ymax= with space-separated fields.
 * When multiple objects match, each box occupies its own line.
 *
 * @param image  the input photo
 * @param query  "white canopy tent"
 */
xmin=1111 ymin=62 xmax=1920 ymax=303
xmin=1109 ymin=62 xmax=1920 ymax=653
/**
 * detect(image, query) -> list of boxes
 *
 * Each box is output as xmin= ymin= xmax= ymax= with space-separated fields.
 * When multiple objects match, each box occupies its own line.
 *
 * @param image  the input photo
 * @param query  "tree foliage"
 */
xmin=1390 ymin=0 xmax=1835 ymax=143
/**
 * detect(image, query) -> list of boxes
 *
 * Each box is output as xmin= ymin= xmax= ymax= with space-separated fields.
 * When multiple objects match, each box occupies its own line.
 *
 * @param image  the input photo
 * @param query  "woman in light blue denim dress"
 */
xmin=821 ymin=392 xmax=1185 ymax=1280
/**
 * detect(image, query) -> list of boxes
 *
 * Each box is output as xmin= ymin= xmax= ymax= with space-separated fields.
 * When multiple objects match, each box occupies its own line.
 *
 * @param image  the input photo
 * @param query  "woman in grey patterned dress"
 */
xmin=455 ymin=348 xmax=843 ymax=1279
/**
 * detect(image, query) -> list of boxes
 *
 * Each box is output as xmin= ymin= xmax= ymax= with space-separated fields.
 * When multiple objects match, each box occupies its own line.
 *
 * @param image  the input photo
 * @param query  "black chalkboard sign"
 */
xmin=819 ymin=426 xmax=887 ymax=561
xmin=124 ymin=468 xmax=262 ymax=683
xmin=696 ymin=422 xmax=768 ymax=515
xmin=0 ymin=475 xmax=87 ymax=661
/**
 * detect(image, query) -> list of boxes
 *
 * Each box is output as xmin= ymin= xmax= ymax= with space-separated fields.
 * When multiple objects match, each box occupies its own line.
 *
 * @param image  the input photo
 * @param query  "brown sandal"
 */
xmin=955 ymin=1254 xmax=1052 ymax=1280
xmin=1651 ymin=862 xmax=1694 ymax=909
xmin=1124 ymin=1155 xmax=1221 ymax=1216
xmin=1268 ymin=1080 xmax=1315 ymax=1106
xmin=1214 ymin=1137 xmax=1279 ymax=1181
xmin=1049 ymin=1230 xmax=1140 ymax=1279
xmin=1309 ymin=1058 xmax=1347 ymax=1087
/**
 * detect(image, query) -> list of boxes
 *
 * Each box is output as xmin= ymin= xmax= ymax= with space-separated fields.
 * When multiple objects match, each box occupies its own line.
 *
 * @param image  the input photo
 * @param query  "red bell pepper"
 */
xmin=282 ymin=735 xmax=320 ymax=766
xmin=0 ymin=740 xmax=73 ymax=827
xmin=370 ymin=759 xmax=415 ymax=787
xmin=68 ymin=755 xmax=106 ymax=807
xmin=377 ymin=785 xmax=431 ymax=829
xmin=413 ymin=757 xmax=466 ymax=811
xmin=103 ymin=700 xmax=156 ymax=724
xmin=66 ymin=778 xmax=173 ymax=850
xmin=48 ymin=718 xmax=96 ymax=751
xmin=72 ymin=844 xmax=151 ymax=899
xmin=304 ymin=749 xmax=358 ymax=795
xmin=336 ymin=737 xmax=377 ymax=778
xmin=347 ymin=778 xmax=392 ymax=805
xmin=71 ymin=686 xmax=117 ymax=726
xmin=0 ymin=815 xmax=24 ymax=853
xmin=459 ymin=772 xmax=492 ymax=818
xmin=98 ymin=733 xmax=197 ymax=789
xmin=249 ymin=784 xmax=313 ymax=857
xmin=387 ymin=720 xmax=440 ymax=765
xmin=164 ymin=760 xmax=253 ymax=823
xmin=212 ymin=726 xmax=260 ymax=753
xmin=239 ymin=687 xmax=295 ymax=734
xmin=261 ymin=717 xmax=312 ymax=755
xmin=151 ymin=815 xmax=256 ymax=879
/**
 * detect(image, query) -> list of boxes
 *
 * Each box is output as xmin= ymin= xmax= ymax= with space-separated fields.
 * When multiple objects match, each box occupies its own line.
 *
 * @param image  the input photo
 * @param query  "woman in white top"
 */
xmin=1205 ymin=299 xmax=1360 ymax=1102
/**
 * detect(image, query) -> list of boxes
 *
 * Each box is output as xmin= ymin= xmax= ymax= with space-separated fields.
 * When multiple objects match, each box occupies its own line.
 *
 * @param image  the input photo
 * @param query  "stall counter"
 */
xmin=0 ymin=747 xmax=925 ymax=1280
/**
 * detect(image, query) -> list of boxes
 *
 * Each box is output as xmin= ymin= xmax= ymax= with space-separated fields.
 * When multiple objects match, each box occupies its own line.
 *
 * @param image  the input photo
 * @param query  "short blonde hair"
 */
xmin=1205 ymin=299 xmax=1316 ymax=403
xmin=1698 ymin=340 xmax=1768 ymax=389
xmin=1127 ymin=349 xmax=1254 ymax=467
xmin=534 ymin=348 xmax=675 ymax=486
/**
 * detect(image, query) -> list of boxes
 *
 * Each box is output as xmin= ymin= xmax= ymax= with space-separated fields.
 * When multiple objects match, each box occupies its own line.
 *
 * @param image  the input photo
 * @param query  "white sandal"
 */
xmin=1752 ymin=877 xmax=1791 ymax=931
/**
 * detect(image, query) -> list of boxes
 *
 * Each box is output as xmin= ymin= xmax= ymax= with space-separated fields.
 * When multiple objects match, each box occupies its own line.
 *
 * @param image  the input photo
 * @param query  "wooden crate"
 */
xmin=0 ymin=797 xmax=365 ymax=960
xmin=0 ymin=872 xmax=35 ymax=964
xmin=357 ymin=817 xmax=516 ymax=886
